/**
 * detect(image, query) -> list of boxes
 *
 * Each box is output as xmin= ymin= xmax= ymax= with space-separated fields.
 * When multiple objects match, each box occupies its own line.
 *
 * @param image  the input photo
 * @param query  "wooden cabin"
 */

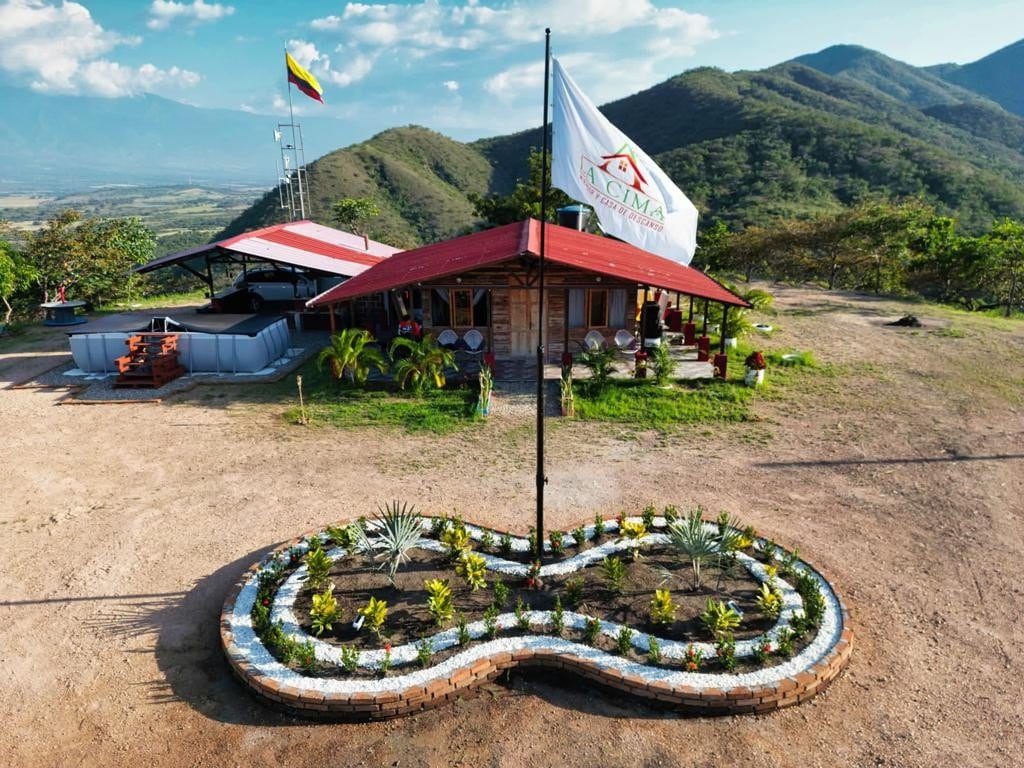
xmin=308 ymin=219 xmax=748 ymax=362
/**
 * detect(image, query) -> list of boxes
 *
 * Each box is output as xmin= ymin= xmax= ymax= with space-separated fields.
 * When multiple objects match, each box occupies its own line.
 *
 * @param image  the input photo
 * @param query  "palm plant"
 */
xmin=316 ymin=328 xmax=387 ymax=386
xmin=651 ymin=339 xmax=676 ymax=386
xmin=667 ymin=508 xmax=717 ymax=590
xmin=364 ymin=501 xmax=424 ymax=588
xmin=578 ymin=345 xmax=617 ymax=391
xmin=389 ymin=333 xmax=457 ymax=394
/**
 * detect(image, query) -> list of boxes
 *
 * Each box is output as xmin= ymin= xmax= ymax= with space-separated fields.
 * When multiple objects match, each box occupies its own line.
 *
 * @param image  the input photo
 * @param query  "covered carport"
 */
xmin=134 ymin=220 xmax=401 ymax=327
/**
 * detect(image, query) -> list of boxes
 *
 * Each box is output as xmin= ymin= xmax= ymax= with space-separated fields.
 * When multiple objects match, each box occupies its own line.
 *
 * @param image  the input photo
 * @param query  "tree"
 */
xmin=469 ymin=148 xmax=573 ymax=228
xmin=332 ymin=197 xmax=381 ymax=235
xmin=25 ymin=210 xmax=155 ymax=306
xmin=982 ymin=218 xmax=1024 ymax=316
xmin=0 ymin=240 xmax=35 ymax=326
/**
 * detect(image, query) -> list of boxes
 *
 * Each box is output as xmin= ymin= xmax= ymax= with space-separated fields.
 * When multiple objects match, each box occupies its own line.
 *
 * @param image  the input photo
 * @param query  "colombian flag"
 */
xmin=286 ymin=51 xmax=324 ymax=104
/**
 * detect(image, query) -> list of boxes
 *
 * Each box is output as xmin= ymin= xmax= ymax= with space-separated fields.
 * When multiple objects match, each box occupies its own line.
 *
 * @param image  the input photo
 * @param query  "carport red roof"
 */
xmin=308 ymin=219 xmax=748 ymax=307
xmin=134 ymin=220 xmax=401 ymax=278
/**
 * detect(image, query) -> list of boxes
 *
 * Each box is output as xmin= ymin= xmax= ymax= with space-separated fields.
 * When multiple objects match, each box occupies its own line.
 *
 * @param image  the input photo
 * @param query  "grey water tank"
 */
xmin=556 ymin=204 xmax=591 ymax=231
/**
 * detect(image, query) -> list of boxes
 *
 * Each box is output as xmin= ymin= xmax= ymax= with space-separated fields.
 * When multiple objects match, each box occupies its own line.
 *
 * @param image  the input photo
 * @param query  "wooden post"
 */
xmin=329 ymin=303 xmax=336 ymax=334
xmin=688 ymin=296 xmax=694 ymax=322
xmin=487 ymin=289 xmax=494 ymax=352
xmin=719 ymin=305 xmax=729 ymax=354
xmin=563 ymin=288 xmax=570 ymax=358
xmin=702 ymin=300 xmax=709 ymax=336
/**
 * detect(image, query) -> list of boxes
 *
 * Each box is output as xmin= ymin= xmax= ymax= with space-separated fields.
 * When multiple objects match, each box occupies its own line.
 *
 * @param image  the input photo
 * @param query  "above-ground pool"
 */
xmin=67 ymin=313 xmax=291 ymax=374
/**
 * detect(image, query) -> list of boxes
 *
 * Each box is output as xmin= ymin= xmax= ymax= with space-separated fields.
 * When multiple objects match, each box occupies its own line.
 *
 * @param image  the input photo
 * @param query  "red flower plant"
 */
xmin=745 ymin=351 xmax=767 ymax=370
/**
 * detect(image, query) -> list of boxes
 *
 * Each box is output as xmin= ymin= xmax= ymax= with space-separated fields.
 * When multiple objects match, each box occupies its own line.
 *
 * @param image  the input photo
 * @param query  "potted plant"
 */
xmin=477 ymin=364 xmax=493 ymax=416
xmin=560 ymin=368 xmax=575 ymax=417
xmin=744 ymin=350 xmax=767 ymax=386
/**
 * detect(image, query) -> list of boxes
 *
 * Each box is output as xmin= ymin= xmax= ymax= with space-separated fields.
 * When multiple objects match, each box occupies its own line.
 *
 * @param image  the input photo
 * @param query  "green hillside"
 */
xmin=220 ymin=43 xmax=1024 ymax=246
xmin=929 ymin=39 xmax=1024 ymax=117
xmin=217 ymin=125 xmax=493 ymax=247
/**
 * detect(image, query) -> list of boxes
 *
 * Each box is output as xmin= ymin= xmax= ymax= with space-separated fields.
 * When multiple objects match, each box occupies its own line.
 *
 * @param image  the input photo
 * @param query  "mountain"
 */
xmin=217 ymin=126 xmax=493 ymax=247
xmin=215 ymin=46 xmax=1024 ymax=245
xmin=928 ymin=39 xmax=1024 ymax=117
xmin=791 ymin=44 xmax=983 ymax=108
xmin=0 ymin=87 xmax=352 ymax=188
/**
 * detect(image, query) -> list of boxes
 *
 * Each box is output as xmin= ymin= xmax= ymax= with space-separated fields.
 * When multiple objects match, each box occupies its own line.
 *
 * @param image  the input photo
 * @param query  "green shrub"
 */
xmin=499 ymin=532 xmax=513 ymax=556
xmin=456 ymin=552 xmax=487 ymax=591
xmin=584 ymin=617 xmax=601 ymax=645
xmin=457 ymin=613 xmax=471 ymax=645
xmin=715 ymin=633 xmax=737 ymax=671
xmin=616 ymin=626 xmax=634 ymax=656
xmin=571 ymin=526 xmax=587 ymax=548
xmin=358 ymin=596 xmax=388 ymax=640
xmin=425 ymin=578 xmax=454 ymax=625
xmin=564 ymin=576 xmax=584 ymax=608
xmin=340 ymin=645 xmax=359 ymax=673
xmin=514 ymin=597 xmax=530 ymax=630
xmin=649 ymin=589 xmax=677 ymax=625
xmin=647 ymin=635 xmax=662 ymax=665
xmin=416 ymin=636 xmax=433 ymax=669
xmin=593 ymin=513 xmax=606 ymax=537
xmin=492 ymin=579 xmax=510 ymax=608
xmin=601 ymin=556 xmax=627 ymax=594
xmin=310 ymin=585 xmax=341 ymax=637
xmin=701 ymin=598 xmax=741 ymax=638
xmin=756 ymin=582 xmax=783 ymax=619
xmin=304 ymin=547 xmax=333 ymax=591
xmin=483 ymin=605 xmax=499 ymax=639
xmin=551 ymin=596 xmax=564 ymax=636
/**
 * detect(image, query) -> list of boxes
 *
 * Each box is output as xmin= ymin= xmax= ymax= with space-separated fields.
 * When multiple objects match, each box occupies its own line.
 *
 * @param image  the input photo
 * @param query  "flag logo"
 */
xmin=286 ymin=51 xmax=324 ymax=104
xmin=578 ymin=142 xmax=666 ymax=232
xmin=551 ymin=59 xmax=698 ymax=263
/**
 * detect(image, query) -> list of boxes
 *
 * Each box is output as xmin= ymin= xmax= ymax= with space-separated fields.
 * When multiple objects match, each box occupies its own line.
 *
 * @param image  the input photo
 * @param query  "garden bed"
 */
xmin=222 ymin=510 xmax=852 ymax=719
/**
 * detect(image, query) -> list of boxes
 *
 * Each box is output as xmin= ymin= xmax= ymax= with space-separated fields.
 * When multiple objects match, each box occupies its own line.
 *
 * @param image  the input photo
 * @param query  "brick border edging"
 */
xmin=220 ymin=524 xmax=853 ymax=720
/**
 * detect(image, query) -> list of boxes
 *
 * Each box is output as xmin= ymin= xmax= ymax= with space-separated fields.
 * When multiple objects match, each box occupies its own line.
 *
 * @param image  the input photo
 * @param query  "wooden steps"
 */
xmin=113 ymin=333 xmax=185 ymax=388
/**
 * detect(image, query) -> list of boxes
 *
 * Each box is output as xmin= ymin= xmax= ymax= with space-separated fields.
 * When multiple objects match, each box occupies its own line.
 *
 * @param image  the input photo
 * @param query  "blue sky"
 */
xmin=1 ymin=0 xmax=1021 ymax=145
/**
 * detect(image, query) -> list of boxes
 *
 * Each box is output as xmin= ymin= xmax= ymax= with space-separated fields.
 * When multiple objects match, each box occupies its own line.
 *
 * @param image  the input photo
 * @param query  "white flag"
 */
xmin=551 ymin=59 xmax=699 ymax=264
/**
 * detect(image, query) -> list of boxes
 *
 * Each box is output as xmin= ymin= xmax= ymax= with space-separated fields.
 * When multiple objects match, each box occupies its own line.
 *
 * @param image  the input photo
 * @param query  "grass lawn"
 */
xmin=572 ymin=343 xmax=820 ymax=431
xmin=281 ymin=360 xmax=480 ymax=434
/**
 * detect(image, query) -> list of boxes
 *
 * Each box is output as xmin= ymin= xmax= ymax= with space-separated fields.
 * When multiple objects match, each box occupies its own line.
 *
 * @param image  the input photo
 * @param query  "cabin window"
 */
xmin=568 ymin=289 xmax=585 ymax=327
xmin=452 ymin=289 xmax=473 ymax=327
xmin=587 ymin=289 xmax=608 ymax=327
xmin=431 ymin=288 xmax=490 ymax=327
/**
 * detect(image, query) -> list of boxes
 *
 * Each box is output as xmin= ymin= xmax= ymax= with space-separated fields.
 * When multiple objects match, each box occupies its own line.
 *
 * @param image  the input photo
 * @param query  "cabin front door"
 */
xmin=508 ymin=288 xmax=544 ymax=357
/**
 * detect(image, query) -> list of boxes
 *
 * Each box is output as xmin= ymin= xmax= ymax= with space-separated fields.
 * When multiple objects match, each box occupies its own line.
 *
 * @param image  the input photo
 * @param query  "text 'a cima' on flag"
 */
xmin=551 ymin=58 xmax=698 ymax=264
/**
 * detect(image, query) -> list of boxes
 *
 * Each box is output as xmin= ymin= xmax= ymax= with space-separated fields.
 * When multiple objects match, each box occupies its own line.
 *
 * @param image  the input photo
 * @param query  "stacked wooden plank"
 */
xmin=113 ymin=333 xmax=185 ymax=388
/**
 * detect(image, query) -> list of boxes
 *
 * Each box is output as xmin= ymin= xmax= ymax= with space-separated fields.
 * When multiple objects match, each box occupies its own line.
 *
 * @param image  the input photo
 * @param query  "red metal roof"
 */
xmin=308 ymin=219 xmax=748 ymax=307
xmin=135 ymin=220 xmax=400 ymax=277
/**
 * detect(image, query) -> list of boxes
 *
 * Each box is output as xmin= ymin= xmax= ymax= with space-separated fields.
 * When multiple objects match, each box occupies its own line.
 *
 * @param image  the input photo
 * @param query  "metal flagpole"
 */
xmin=535 ymin=28 xmax=551 ymax=562
xmin=285 ymin=47 xmax=306 ymax=220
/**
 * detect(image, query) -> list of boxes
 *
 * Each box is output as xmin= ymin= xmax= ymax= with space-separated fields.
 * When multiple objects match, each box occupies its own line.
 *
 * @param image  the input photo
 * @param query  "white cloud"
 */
xmin=307 ymin=1 xmax=718 ymax=100
xmin=484 ymin=60 xmax=543 ymax=97
xmin=147 ymin=0 xmax=234 ymax=31
xmin=442 ymin=79 xmax=459 ymax=91
xmin=287 ymin=38 xmax=373 ymax=89
xmin=0 ymin=0 xmax=201 ymax=97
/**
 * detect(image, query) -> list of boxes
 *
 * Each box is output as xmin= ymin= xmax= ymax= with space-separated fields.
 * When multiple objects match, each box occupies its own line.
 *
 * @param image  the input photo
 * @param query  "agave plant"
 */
xmin=316 ymin=328 xmax=388 ymax=386
xmin=389 ymin=333 xmax=458 ymax=394
xmin=363 ymin=501 xmax=424 ymax=588
xmin=667 ymin=508 xmax=717 ymax=590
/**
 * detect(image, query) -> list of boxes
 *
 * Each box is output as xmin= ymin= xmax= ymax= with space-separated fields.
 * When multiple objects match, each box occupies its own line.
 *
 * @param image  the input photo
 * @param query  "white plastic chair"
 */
xmin=462 ymin=329 xmax=485 ymax=357
xmin=583 ymin=329 xmax=606 ymax=351
xmin=437 ymin=329 xmax=458 ymax=349
xmin=614 ymin=329 xmax=637 ymax=351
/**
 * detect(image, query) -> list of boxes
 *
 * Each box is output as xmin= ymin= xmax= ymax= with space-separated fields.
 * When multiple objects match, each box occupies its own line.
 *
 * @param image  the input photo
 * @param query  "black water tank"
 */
xmin=556 ymin=204 xmax=591 ymax=231
xmin=640 ymin=301 xmax=661 ymax=341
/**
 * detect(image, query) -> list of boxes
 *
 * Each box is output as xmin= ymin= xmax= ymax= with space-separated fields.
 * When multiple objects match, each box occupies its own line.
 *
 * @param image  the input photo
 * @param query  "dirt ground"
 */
xmin=1 ymin=287 xmax=1022 ymax=768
